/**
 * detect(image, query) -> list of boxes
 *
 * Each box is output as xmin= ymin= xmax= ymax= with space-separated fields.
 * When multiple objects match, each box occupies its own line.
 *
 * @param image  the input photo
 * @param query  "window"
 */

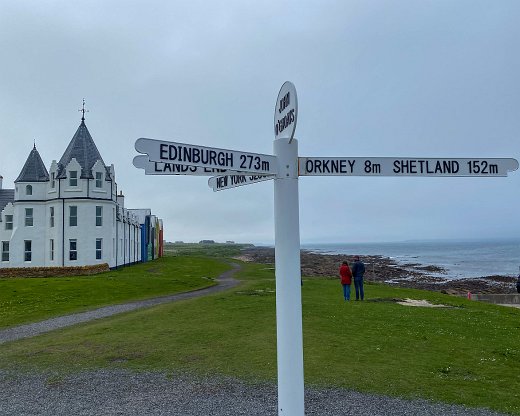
xmin=4 ymin=215 xmax=13 ymax=230
xmin=1 ymin=241 xmax=9 ymax=262
xmin=69 ymin=171 xmax=78 ymax=187
xmin=24 ymin=240 xmax=32 ymax=262
xmin=51 ymin=172 xmax=56 ymax=188
xmin=69 ymin=239 xmax=77 ymax=261
xmin=50 ymin=207 xmax=55 ymax=227
xmin=96 ymin=238 xmax=102 ymax=260
xmin=25 ymin=208 xmax=33 ymax=226
xmin=26 ymin=185 xmax=32 ymax=195
xmin=95 ymin=172 xmax=103 ymax=188
xmin=50 ymin=239 xmax=54 ymax=261
xmin=96 ymin=206 xmax=103 ymax=226
xmin=69 ymin=206 xmax=77 ymax=226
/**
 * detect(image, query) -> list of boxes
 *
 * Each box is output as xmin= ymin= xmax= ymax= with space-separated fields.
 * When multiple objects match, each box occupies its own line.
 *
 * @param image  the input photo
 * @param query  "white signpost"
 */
xmin=134 ymin=82 xmax=518 ymax=416
xmin=274 ymin=81 xmax=298 ymax=142
xmin=133 ymin=154 xmax=250 ymax=176
xmin=271 ymin=82 xmax=304 ymax=416
xmin=135 ymin=138 xmax=278 ymax=175
xmin=299 ymin=157 xmax=519 ymax=177
xmin=208 ymin=174 xmax=275 ymax=191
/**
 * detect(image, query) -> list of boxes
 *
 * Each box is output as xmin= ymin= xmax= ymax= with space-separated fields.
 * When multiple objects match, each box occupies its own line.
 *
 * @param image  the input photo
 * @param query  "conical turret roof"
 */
xmin=15 ymin=145 xmax=50 ymax=183
xmin=56 ymin=120 xmax=111 ymax=179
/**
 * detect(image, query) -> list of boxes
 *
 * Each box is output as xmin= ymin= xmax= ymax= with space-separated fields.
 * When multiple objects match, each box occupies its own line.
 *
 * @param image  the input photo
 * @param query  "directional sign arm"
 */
xmin=299 ymin=157 xmax=519 ymax=177
xmin=133 ymin=155 xmax=257 ymax=176
xmin=135 ymin=138 xmax=278 ymax=175
xmin=208 ymin=174 xmax=275 ymax=192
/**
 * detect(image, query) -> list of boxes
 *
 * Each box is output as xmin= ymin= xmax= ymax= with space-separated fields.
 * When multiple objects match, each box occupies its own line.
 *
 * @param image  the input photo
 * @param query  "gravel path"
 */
xmin=0 ymin=263 xmax=241 ymax=345
xmin=0 ymin=370 xmax=507 ymax=416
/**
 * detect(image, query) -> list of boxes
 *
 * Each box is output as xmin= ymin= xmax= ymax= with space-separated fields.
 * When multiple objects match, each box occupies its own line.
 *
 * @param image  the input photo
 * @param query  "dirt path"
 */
xmin=0 ymin=262 xmax=241 ymax=345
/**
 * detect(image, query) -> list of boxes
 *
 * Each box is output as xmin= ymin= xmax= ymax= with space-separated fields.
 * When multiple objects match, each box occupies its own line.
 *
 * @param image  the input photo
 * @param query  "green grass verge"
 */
xmin=1 ymin=261 xmax=519 ymax=414
xmin=0 ymin=256 xmax=229 ymax=329
xmin=164 ymin=242 xmax=254 ymax=258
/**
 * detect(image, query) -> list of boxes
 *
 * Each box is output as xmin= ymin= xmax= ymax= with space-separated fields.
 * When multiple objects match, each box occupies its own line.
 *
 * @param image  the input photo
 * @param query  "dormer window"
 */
xmin=69 ymin=171 xmax=78 ymax=187
xmin=95 ymin=172 xmax=103 ymax=188
xmin=51 ymin=172 xmax=56 ymax=188
xmin=26 ymin=185 xmax=32 ymax=196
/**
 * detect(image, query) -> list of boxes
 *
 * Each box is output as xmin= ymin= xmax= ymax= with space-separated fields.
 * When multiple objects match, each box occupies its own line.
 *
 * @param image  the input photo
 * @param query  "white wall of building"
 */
xmin=1 ymin=167 xmax=143 ymax=269
xmin=0 ymin=120 xmax=160 ymax=271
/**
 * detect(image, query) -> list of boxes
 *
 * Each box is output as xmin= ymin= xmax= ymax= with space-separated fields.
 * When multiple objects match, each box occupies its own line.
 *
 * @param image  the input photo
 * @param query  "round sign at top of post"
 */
xmin=274 ymin=81 xmax=298 ymax=142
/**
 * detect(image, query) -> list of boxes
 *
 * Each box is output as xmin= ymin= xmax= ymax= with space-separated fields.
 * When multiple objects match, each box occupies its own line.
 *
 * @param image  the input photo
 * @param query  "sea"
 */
xmin=301 ymin=239 xmax=520 ymax=280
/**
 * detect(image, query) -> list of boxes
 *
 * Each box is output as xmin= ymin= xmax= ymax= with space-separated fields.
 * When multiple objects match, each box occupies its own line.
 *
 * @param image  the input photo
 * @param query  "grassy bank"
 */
xmin=0 ymin=256 xmax=229 ymax=329
xmin=1 ymin=257 xmax=519 ymax=414
xmin=164 ymin=242 xmax=254 ymax=257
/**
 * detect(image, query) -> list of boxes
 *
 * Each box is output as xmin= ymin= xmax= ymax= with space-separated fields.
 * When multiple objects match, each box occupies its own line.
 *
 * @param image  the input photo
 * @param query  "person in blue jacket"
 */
xmin=351 ymin=255 xmax=366 ymax=300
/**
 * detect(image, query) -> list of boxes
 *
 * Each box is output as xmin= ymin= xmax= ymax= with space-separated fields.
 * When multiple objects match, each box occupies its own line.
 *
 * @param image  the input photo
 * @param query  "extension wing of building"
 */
xmin=0 ymin=118 xmax=163 ymax=269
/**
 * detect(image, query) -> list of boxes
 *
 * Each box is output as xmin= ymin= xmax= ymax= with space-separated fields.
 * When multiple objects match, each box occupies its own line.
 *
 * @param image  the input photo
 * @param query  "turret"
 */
xmin=14 ymin=144 xmax=49 ymax=200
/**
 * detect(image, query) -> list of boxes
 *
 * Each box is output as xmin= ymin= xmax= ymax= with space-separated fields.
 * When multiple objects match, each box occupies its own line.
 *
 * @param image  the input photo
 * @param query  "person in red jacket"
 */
xmin=339 ymin=261 xmax=353 ymax=301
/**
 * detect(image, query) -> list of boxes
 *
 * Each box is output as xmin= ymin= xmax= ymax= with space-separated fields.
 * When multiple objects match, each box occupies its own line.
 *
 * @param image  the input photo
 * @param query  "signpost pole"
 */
xmin=273 ymin=137 xmax=304 ymax=416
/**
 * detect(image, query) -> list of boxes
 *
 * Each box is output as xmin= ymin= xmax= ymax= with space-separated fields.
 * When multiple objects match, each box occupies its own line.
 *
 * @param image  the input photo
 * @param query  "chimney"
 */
xmin=0 ymin=175 xmax=3 ymax=190
xmin=117 ymin=190 xmax=124 ymax=208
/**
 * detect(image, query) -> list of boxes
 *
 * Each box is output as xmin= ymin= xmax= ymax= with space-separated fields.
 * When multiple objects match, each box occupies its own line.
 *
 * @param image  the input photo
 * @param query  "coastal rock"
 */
xmin=239 ymin=247 xmax=517 ymax=295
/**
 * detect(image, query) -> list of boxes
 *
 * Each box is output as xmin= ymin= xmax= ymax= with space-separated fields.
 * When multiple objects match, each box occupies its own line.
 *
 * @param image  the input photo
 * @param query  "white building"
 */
xmin=0 ymin=116 xmax=162 ymax=269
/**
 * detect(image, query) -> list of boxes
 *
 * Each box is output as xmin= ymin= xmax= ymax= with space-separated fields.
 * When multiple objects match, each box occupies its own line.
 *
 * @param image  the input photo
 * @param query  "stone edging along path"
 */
xmin=0 ymin=262 xmax=241 ymax=345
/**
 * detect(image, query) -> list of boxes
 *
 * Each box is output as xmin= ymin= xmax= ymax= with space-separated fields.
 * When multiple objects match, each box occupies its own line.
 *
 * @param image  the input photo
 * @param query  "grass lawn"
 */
xmin=1 ymin=259 xmax=519 ymax=414
xmin=0 ymin=256 xmax=229 ymax=329
xmin=164 ymin=242 xmax=254 ymax=257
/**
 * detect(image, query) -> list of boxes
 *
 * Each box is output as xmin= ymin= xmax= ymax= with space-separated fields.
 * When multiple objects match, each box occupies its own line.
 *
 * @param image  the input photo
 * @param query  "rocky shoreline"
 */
xmin=238 ymin=247 xmax=518 ymax=295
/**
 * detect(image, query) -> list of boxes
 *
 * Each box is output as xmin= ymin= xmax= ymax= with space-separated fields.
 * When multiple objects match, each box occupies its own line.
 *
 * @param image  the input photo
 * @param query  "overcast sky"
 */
xmin=1 ymin=1 xmax=519 ymax=244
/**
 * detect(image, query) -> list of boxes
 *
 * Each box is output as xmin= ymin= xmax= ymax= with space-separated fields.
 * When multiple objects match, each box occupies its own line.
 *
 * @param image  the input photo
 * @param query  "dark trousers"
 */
xmin=354 ymin=277 xmax=364 ymax=300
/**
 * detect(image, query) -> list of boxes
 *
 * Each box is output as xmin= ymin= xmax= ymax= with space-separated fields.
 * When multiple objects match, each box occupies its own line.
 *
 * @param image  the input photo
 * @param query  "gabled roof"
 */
xmin=0 ymin=189 xmax=15 ymax=213
xmin=15 ymin=145 xmax=50 ymax=183
xmin=56 ymin=121 xmax=111 ymax=180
